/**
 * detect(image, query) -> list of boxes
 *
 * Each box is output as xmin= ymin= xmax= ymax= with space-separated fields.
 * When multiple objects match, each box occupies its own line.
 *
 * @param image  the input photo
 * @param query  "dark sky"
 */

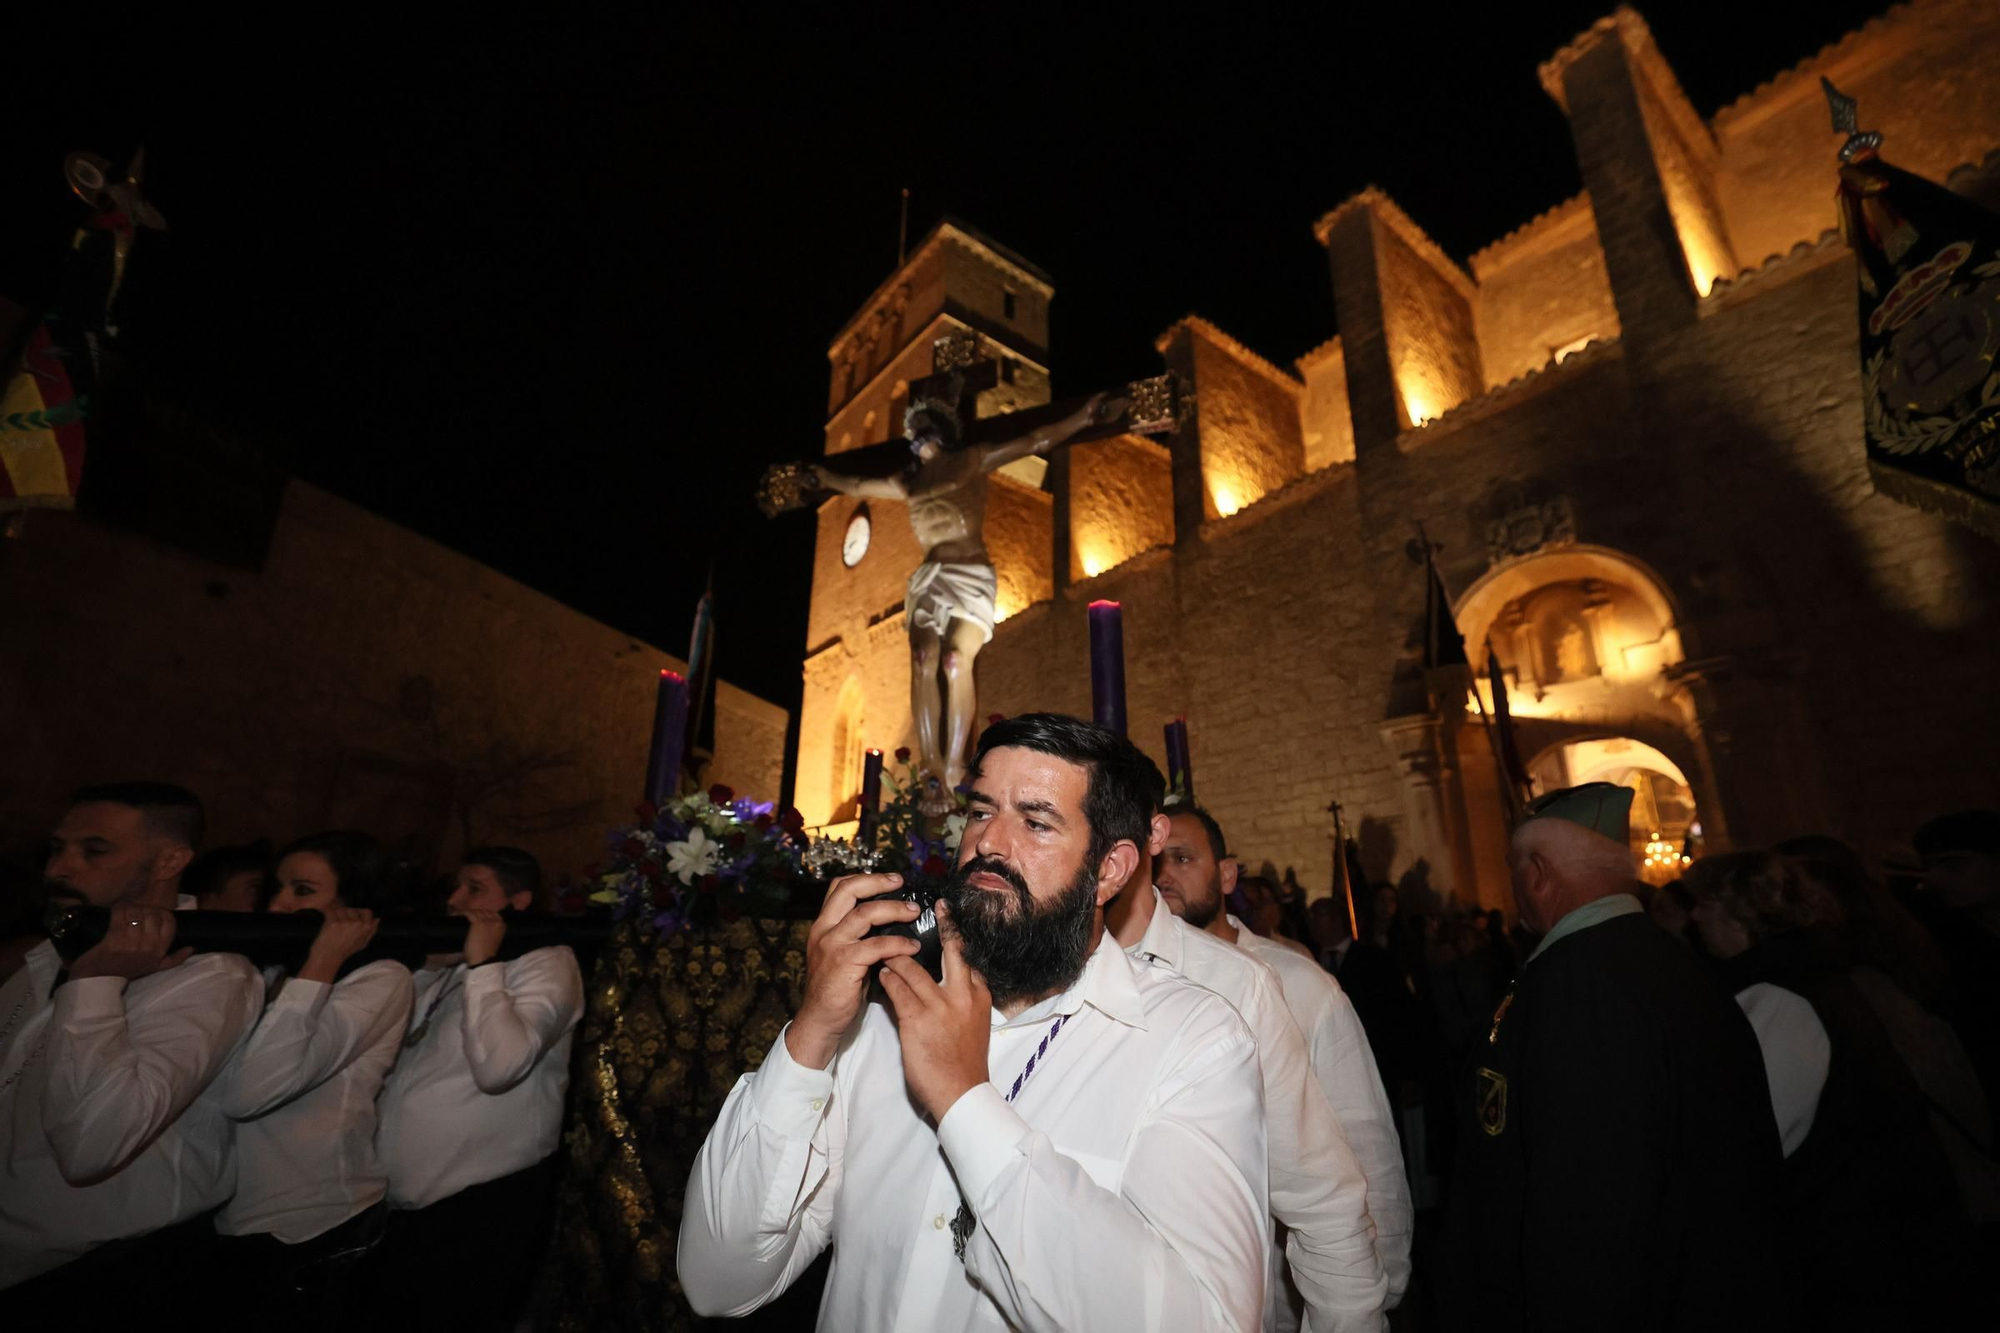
xmin=3 ymin=2 xmax=1884 ymax=720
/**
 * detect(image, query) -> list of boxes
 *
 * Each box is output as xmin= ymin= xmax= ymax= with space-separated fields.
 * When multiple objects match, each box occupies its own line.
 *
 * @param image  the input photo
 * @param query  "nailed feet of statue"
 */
xmin=920 ymin=774 xmax=958 ymax=820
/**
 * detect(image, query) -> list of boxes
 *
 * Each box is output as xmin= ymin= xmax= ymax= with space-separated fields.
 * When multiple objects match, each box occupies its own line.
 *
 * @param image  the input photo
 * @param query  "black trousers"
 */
xmin=211 ymin=1199 xmax=391 ymax=1333
xmin=364 ymin=1154 xmax=561 ymax=1331
xmin=7 ymin=1208 xmax=221 ymax=1328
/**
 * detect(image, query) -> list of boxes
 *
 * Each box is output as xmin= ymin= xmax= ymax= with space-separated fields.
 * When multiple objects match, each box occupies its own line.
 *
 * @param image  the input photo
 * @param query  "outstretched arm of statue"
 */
xmin=983 ymin=392 xmax=1128 ymax=470
xmin=756 ymin=460 xmax=906 ymax=517
xmin=812 ymin=462 xmax=908 ymax=500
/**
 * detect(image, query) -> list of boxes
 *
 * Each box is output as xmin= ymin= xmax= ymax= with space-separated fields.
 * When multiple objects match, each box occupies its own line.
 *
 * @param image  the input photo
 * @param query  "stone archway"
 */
xmin=1417 ymin=544 xmax=1731 ymax=910
xmin=1458 ymin=546 xmax=1718 ymax=812
xmin=1526 ymin=735 xmax=1703 ymax=882
xmin=827 ymin=677 xmax=865 ymax=823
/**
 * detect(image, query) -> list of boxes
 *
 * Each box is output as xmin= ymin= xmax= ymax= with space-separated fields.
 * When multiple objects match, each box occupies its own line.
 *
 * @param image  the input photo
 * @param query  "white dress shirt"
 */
xmin=0 ymin=939 xmax=264 ymax=1288
xmin=1229 ymin=914 xmax=1412 ymax=1314
xmin=216 ymin=959 xmax=415 ymax=1242
xmin=1132 ymin=893 xmax=1388 ymax=1333
xmin=679 ymin=929 xmax=1272 ymax=1332
xmin=376 ymin=946 xmax=583 ymax=1209
xmin=1734 ymin=982 xmax=1831 ymax=1158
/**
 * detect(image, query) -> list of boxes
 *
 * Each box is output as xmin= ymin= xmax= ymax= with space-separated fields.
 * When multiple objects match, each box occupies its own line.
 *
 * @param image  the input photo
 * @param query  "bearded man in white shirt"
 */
xmin=1108 ymin=784 xmax=1388 ymax=1333
xmin=1154 ymin=804 xmax=1413 ymax=1326
xmin=372 ymin=844 xmax=583 ymax=1329
xmin=680 ymin=712 xmax=1273 ymax=1331
xmin=2 ymin=783 xmax=264 ymax=1316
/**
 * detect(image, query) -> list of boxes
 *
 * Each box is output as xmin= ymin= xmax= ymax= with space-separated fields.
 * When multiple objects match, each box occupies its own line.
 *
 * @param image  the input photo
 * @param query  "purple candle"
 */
xmin=859 ymin=748 xmax=884 ymax=843
xmin=1164 ymin=717 xmax=1192 ymax=797
xmin=1089 ymin=600 xmax=1127 ymax=736
xmin=644 ymin=669 xmax=689 ymax=806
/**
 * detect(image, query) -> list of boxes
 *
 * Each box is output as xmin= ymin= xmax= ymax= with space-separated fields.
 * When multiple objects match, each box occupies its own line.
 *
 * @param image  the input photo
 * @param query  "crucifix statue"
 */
xmin=761 ymin=333 xmax=1186 ymax=812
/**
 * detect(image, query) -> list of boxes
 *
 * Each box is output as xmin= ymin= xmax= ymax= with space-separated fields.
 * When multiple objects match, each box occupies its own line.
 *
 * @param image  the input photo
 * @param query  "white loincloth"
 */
xmin=904 ymin=560 xmax=997 ymax=643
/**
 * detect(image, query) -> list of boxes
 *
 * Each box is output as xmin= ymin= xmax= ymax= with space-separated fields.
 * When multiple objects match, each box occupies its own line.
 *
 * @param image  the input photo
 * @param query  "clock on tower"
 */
xmin=841 ymin=507 xmax=871 ymax=567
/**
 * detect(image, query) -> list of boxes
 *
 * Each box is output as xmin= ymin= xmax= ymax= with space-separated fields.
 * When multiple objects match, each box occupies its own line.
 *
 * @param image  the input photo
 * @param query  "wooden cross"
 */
xmin=759 ymin=334 xmax=1190 ymax=515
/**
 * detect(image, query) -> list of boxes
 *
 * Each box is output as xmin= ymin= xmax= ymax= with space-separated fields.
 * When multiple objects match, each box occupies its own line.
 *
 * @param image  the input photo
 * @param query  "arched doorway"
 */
xmin=828 ymin=677 xmax=865 ymax=823
xmin=1440 ymin=544 xmax=1725 ymax=908
xmin=1532 ymin=736 xmax=1700 ymax=884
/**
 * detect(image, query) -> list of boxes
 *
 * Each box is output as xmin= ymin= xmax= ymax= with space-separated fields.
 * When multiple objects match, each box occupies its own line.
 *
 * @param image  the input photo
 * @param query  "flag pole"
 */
xmin=1331 ymin=798 xmax=1359 ymax=941
xmin=1416 ymin=523 xmax=1524 ymax=825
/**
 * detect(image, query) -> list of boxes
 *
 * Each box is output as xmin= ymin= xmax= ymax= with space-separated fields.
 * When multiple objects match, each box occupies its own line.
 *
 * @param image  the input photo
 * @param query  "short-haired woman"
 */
xmin=213 ymin=830 xmax=414 ymax=1329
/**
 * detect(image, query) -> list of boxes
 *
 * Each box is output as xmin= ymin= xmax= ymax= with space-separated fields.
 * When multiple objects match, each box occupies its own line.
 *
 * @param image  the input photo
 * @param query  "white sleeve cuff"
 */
xmin=270 ymin=976 xmax=332 ymax=1017
xmin=52 ymin=975 xmax=128 ymax=1022
xmin=462 ymin=962 xmax=508 ymax=997
xmin=935 ymin=1082 xmax=1030 ymax=1209
xmin=749 ymin=1023 xmax=839 ymax=1138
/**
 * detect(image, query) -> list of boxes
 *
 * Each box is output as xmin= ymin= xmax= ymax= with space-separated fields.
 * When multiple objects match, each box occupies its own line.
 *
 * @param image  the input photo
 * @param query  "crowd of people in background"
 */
xmin=1252 ymin=803 xmax=2000 ymax=1328
xmin=2 ymin=752 xmax=1997 ymax=1331
xmin=0 ymin=783 xmax=582 ymax=1331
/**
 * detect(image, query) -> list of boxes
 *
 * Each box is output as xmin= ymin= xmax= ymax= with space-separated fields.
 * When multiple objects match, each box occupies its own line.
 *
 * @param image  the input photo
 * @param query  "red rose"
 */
xmin=708 ymin=783 xmax=735 ymax=805
xmin=894 ymin=746 xmax=912 ymax=763
xmin=635 ymin=800 xmax=658 ymax=824
xmin=923 ymin=854 xmax=950 ymax=877
xmin=727 ymin=831 xmax=748 ymax=850
xmin=987 ymin=713 xmax=1005 ymax=726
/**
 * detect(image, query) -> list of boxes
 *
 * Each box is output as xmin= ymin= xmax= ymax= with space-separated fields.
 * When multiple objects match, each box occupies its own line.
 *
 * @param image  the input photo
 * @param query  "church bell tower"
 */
xmin=796 ymin=219 xmax=1058 ymax=827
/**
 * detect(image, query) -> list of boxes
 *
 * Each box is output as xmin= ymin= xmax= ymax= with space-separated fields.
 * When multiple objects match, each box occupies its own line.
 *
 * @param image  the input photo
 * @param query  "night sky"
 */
xmin=2 ymin=3 xmax=1886 ymax=721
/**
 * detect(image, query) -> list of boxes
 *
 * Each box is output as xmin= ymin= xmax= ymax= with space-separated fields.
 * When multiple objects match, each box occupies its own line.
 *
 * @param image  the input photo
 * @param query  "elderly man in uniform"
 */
xmin=1440 ymin=783 xmax=1789 ymax=1331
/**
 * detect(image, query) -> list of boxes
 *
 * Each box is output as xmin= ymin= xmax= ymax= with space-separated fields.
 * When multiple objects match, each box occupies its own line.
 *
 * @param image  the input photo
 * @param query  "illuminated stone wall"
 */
xmin=1297 ymin=339 xmax=1357 ymax=471
xmin=0 ymin=485 xmax=790 ymax=885
xmin=1069 ymin=435 xmax=1173 ymax=581
xmin=1161 ymin=317 xmax=1306 ymax=518
xmin=989 ymin=476 xmax=1056 ymax=621
xmin=1371 ymin=211 xmax=1486 ymax=427
xmin=1470 ymin=198 xmax=1621 ymax=388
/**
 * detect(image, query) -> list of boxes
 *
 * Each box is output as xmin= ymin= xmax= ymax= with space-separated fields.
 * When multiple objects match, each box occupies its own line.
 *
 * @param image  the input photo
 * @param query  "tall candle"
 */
xmin=1088 ymin=600 xmax=1127 ymax=736
xmin=859 ymin=748 xmax=884 ymax=844
xmin=644 ymin=669 xmax=689 ymax=806
xmin=1164 ymin=717 xmax=1192 ymax=797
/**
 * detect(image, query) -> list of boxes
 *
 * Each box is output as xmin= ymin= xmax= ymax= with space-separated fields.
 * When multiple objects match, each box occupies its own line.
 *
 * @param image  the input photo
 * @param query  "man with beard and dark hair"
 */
xmin=1112 ymin=795 xmax=1389 ymax=1332
xmin=1155 ymin=803 xmax=1412 ymax=1325
xmin=3 ymin=783 xmax=263 ymax=1312
xmin=680 ymin=713 xmax=1272 ymax=1331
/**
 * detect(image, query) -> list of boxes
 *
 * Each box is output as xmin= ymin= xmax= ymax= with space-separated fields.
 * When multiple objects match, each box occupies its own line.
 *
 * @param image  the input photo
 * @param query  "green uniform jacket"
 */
xmin=1441 ymin=912 xmax=1790 ymax=1331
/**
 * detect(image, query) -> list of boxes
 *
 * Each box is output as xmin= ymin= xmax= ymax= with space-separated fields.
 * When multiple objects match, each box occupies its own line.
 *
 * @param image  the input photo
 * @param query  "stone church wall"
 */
xmin=0 ymin=483 xmax=789 ymax=887
xmin=1470 ymin=198 xmax=1621 ymax=388
xmin=796 ymin=1 xmax=2000 ymax=896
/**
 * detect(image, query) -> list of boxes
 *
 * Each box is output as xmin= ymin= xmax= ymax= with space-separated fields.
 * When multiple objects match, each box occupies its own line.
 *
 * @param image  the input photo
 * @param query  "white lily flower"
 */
xmin=666 ymin=826 xmax=724 ymax=884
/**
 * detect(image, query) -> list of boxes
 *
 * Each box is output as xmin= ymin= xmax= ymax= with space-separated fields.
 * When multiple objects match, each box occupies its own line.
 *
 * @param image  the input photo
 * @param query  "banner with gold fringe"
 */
xmin=1826 ymin=79 xmax=2000 ymax=543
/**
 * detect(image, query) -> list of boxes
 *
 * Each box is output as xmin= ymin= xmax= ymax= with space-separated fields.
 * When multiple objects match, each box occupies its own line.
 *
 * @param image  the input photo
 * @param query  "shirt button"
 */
xmin=810 ymin=1097 xmax=825 ymax=1112
xmin=933 ymin=1214 xmax=947 ymax=1230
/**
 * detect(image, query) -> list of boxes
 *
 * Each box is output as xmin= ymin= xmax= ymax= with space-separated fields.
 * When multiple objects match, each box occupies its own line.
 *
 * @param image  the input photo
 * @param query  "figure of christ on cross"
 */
xmin=812 ymin=388 xmax=1124 ymax=811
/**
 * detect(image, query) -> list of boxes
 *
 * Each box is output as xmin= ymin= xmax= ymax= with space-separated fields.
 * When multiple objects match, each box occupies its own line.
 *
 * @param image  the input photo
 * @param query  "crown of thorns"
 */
xmin=905 ymin=371 xmax=965 ymax=443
